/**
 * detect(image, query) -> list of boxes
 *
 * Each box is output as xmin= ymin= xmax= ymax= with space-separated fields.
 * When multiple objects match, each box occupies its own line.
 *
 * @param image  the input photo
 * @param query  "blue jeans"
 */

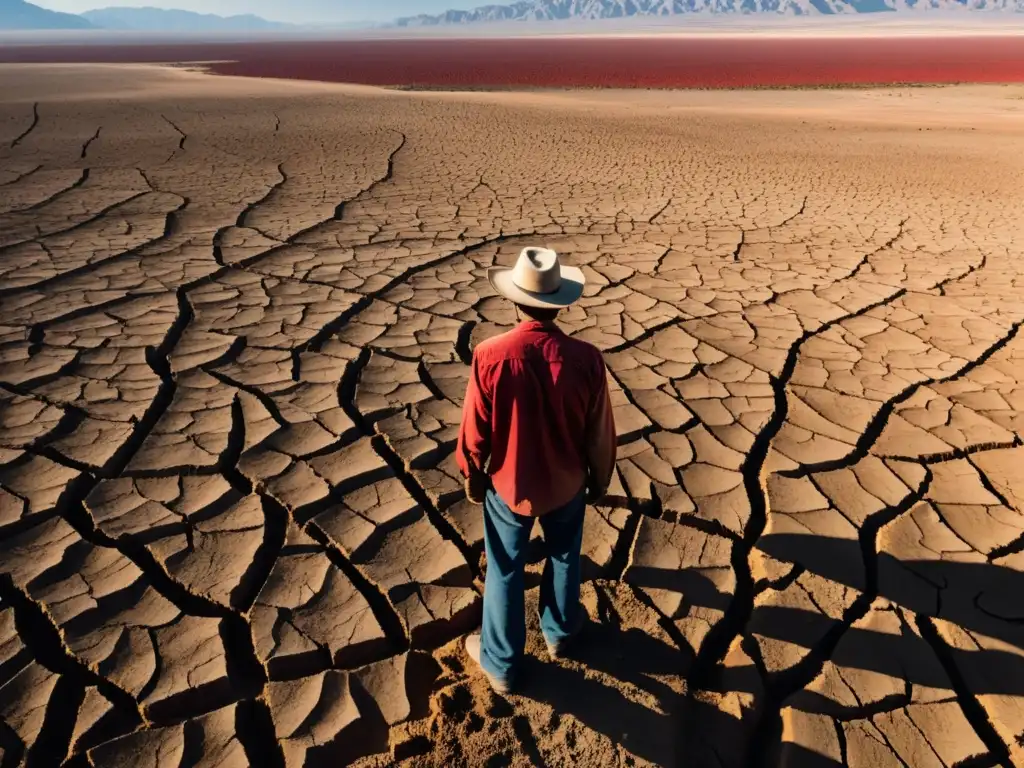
xmin=479 ymin=487 xmax=585 ymax=685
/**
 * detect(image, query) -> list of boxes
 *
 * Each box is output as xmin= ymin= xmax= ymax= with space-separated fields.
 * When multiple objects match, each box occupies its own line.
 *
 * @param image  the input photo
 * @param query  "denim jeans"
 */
xmin=479 ymin=486 xmax=585 ymax=685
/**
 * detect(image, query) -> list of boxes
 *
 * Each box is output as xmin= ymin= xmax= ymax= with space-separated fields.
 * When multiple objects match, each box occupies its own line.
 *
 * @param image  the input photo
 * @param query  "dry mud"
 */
xmin=1 ymin=66 xmax=1024 ymax=768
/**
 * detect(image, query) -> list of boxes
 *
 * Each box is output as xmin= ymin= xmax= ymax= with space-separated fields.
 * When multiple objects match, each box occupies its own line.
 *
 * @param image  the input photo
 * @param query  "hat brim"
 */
xmin=487 ymin=265 xmax=586 ymax=309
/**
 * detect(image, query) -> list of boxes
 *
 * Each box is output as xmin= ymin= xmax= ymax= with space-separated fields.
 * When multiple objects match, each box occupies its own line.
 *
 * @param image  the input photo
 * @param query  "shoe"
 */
xmin=545 ymin=611 xmax=586 ymax=659
xmin=464 ymin=634 xmax=513 ymax=694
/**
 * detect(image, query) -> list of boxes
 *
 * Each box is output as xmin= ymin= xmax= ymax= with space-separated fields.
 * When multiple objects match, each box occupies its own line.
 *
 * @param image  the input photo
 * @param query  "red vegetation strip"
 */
xmin=2 ymin=37 xmax=1023 ymax=88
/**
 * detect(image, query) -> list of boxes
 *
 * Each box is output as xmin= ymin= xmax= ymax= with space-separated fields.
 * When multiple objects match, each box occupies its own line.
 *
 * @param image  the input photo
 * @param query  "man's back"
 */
xmin=457 ymin=319 xmax=616 ymax=516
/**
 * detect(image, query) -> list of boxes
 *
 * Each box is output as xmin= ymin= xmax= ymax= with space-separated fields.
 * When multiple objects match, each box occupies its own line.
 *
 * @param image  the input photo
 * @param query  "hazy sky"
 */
xmin=34 ymin=0 xmax=461 ymax=23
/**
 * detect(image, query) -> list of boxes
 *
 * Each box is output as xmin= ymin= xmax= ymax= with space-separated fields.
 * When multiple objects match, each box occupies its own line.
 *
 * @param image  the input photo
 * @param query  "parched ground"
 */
xmin=1 ymin=65 xmax=1023 ymax=768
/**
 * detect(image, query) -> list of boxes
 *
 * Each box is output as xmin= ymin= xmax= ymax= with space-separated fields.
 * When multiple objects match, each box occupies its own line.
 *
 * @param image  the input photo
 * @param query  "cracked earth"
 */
xmin=1 ymin=65 xmax=1024 ymax=768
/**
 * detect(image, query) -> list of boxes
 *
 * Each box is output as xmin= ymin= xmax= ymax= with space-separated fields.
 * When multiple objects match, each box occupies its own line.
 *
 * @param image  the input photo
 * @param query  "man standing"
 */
xmin=457 ymin=246 xmax=617 ymax=694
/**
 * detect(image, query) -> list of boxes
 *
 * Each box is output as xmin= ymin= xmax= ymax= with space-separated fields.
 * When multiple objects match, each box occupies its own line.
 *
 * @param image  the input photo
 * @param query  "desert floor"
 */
xmin=1 ymin=65 xmax=1024 ymax=768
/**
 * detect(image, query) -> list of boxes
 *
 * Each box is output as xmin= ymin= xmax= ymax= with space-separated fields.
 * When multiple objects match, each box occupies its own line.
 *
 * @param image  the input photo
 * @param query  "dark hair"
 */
xmin=516 ymin=303 xmax=560 ymax=323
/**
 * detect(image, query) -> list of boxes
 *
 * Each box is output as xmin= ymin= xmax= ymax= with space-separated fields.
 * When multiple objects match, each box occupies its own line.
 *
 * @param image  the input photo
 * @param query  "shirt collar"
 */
xmin=517 ymin=319 xmax=559 ymax=333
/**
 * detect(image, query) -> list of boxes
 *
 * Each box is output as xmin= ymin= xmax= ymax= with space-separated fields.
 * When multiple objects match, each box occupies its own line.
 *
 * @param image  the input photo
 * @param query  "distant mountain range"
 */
xmin=2 ymin=0 xmax=1022 ymax=32
xmin=81 ymin=6 xmax=291 ymax=30
xmin=394 ymin=0 xmax=1024 ymax=25
xmin=0 ymin=0 xmax=93 ymax=28
xmin=0 ymin=1 xmax=294 ymax=30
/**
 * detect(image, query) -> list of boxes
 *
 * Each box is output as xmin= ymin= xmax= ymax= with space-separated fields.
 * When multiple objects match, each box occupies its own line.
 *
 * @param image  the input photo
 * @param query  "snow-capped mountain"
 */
xmin=394 ymin=0 xmax=1024 ymax=25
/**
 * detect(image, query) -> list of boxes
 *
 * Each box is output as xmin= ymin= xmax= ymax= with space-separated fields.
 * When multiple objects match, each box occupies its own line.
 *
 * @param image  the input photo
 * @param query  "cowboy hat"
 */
xmin=487 ymin=247 xmax=585 ymax=309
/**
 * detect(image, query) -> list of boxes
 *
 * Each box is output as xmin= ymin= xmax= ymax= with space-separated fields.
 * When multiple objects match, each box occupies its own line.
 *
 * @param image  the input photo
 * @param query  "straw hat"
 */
xmin=486 ymin=247 xmax=585 ymax=309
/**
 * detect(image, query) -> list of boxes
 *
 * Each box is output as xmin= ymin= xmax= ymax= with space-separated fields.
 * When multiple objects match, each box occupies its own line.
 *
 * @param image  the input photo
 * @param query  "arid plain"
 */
xmin=2 ymin=64 xmax=1024 ymax=768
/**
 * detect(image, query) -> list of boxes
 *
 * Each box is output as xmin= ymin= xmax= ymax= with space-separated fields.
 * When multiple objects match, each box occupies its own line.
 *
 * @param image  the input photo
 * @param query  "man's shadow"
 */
xmin=506 ymin=585 xmax=689 ymax=766
xmin=509 ymin=590 xmax=779 ymax=768
xmin=504 ymin=528 xmax=1024 ymax=768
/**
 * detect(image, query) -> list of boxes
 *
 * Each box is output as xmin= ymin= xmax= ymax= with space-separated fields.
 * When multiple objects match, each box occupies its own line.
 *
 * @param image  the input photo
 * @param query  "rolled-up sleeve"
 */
xmin=586 ymin=359 xmax=617 ymax=493
xmin=457 ymin=354 xmax=491 ymax=478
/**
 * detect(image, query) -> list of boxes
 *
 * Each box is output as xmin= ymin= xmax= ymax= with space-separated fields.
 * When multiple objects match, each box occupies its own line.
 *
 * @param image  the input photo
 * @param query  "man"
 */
xmin=456 ymin=246 xmax=617 ymax=694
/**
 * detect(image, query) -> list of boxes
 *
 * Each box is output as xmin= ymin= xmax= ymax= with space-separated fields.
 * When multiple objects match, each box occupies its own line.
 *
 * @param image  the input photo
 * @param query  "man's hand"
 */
xmin=586 ymin=484 xmax=606 ymax=505
xmin=465 ymin=469 xmax=489 ymax=505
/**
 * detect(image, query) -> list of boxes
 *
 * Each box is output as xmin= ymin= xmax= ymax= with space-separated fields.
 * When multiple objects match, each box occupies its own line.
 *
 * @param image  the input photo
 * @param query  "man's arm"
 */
xmin=456 ymin=353 xmax=491 ymax=504
xmin=585 ymin=358 xmax=617 ymax=503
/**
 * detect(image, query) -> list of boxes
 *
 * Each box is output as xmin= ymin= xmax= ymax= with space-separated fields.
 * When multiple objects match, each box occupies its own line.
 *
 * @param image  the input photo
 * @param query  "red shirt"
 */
xmin=457 ymin=320 xmax=617 ymax=517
